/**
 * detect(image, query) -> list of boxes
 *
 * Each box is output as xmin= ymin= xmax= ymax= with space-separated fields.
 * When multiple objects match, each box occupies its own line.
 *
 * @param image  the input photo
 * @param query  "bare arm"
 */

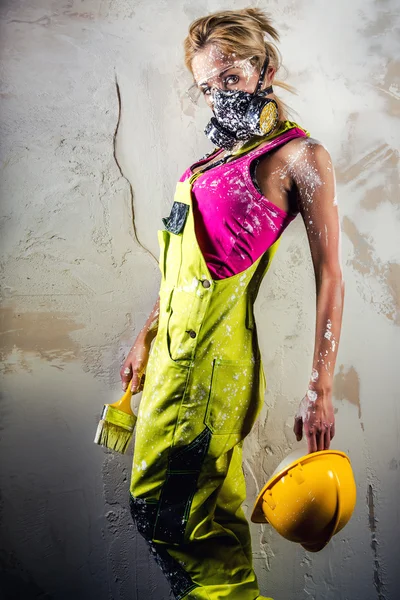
xmin=120 ymin=295 xmax=160 ymax=392
xmin=141 ymin=295 xmax=160 ymax=344
xmin=289 ymin=139 xmax=344 ymax=451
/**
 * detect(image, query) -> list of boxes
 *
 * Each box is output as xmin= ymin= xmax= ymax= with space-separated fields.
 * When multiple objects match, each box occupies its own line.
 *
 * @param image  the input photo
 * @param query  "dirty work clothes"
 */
xmin=179 ymin=120 xmax=310 ymax=279
xmin=129 ymin=166 xmax=281 ymax=598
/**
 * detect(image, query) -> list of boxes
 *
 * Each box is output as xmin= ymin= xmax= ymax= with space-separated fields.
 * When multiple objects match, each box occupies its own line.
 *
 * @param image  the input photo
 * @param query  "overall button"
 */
xmin=201 ymin=279 xmax=211 ymax=288
xmin=187 ymin=330 xmax=197 ymax=338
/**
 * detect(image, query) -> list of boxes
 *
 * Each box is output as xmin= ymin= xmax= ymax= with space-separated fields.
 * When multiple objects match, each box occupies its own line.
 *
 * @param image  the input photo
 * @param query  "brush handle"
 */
xmin=109 ymin=381 xmax=135 ymax=416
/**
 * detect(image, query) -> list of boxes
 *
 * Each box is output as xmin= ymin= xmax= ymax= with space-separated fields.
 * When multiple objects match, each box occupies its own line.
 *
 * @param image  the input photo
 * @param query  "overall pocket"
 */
xmin=157 ymin=229 xmax=182 ymax=287
xmin=157 ymin=229 xmax=169 ymax=279
xmin=166 ymin=288 xmax=200 ymax=364
xmin=162 ymin=201 xmax=189 ymax=234
xmin=205 ymin=358 xmax=266 ymax=437
xmin=157 ymin=201 xmax=189 ymax=286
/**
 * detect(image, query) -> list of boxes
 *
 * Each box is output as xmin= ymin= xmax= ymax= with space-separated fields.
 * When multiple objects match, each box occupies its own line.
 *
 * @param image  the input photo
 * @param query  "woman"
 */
xmin=121 ymin=8 xmax=343 ymax=600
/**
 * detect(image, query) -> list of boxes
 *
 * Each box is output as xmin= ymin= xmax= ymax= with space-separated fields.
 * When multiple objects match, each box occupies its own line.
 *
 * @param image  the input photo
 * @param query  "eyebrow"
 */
xmin=197 ymin=64 xmax=238 ymax=87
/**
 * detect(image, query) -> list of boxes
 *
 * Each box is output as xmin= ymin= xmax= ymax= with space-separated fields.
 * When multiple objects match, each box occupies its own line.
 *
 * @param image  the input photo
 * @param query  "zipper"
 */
xmin=189 ymin=147 xmax=224 ymax=173
xmin=188 ymin=152 xmax=234 ymax=185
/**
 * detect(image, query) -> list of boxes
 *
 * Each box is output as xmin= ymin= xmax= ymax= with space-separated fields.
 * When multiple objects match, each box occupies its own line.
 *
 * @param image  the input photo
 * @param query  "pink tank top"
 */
xmin=179 ymin=126 xmax=309 ymax=280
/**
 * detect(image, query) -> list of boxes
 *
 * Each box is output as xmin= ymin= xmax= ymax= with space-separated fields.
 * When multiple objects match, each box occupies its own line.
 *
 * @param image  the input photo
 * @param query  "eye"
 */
xmin=200 ymin=73 xmax=240 ymax=97
xmin=225 ymin=74 xmax=239 ymax=86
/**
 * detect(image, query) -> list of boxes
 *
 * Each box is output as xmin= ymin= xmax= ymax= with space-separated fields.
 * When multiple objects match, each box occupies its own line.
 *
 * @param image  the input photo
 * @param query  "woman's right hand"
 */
xmin=120 ymin=336 xmax=151 ymax=393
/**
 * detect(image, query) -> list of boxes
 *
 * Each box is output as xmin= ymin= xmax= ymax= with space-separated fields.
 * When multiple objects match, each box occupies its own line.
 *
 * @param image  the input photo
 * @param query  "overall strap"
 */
xmin=240 ymin=127 xmax=309 ymax=165
xmin=188 ymin=121 xmax=310 ymax=185
xmin=230 ymin=119 xmax=309 ymax=158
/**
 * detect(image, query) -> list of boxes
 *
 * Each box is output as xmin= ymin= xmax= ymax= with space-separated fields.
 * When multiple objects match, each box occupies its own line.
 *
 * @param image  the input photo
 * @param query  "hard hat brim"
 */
xmin=250 ymin=449 xmax=352 ymax=524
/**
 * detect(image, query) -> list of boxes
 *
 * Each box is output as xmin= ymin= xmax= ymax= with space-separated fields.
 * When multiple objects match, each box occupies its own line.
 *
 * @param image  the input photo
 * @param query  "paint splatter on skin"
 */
xmin=323 ymin=318 xmax=337 ymax=352
xmin=311 ymin=368 xmax=319 ymax=382
xmin=324 ymin=319 xmax=332 ymax=340
xmin=306 ymin=389 xmax=318 ymax=403
xmin=191 ymin=45 xmax=258 ymax=108
xmin=295 ymin=394 xmax=316 ymax=423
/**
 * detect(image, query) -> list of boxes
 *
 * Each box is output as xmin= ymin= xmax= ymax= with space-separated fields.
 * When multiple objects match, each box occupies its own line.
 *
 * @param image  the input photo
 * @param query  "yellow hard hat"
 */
xmin=251 ymin=449 xmax=357 ymax=552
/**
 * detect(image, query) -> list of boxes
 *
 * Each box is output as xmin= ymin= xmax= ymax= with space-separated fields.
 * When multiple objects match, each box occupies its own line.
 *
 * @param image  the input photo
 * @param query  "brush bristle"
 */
xmin=94 ymin=404 xmax=136 ymax=454
xmin=94 ymin=420 xmax=134 ymax=453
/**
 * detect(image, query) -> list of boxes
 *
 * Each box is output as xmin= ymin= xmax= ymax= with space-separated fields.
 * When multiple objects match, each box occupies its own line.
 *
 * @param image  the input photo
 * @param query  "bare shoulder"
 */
xmin=256 ymin=135 xmax=332 ymax=173
xmin=280 ymin=136 xmax=331 ymax=160
xmin=251 ymin=133 xmax=333 ymax=202
xmin=279 ymin=136 xmax=334 ymax=183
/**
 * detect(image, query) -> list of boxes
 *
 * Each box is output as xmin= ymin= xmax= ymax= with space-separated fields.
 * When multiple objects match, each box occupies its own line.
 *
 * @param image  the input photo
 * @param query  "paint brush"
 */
xmin=94 ymin=382 xmax=136 ymax=454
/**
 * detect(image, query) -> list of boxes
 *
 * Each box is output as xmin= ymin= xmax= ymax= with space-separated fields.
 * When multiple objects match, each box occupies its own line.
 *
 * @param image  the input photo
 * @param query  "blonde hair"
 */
xmin=183 ymin=7 xmax=297 ymax=121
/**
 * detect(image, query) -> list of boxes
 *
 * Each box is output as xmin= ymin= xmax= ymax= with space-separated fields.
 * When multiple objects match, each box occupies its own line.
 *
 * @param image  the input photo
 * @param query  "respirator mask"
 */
xmin=203 ymin=56 xmax=279 ymax=150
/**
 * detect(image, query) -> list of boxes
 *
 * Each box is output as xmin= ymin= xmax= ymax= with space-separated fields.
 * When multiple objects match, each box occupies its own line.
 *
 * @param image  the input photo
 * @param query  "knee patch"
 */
xmin=130 ymin=427 xmax=211 ymax=545
xmin=129 ymin=496 xmax=199 ymax=600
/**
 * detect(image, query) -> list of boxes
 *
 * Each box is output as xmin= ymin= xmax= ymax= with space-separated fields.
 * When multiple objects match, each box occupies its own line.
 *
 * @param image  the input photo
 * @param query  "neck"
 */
xmin=224 ymin=140 xmax=245 ymax=155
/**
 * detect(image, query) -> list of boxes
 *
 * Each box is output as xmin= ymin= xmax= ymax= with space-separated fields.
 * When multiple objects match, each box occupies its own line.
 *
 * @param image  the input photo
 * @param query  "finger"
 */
xmin=138 ymin=373 xmax=146 ymax=391
xmin=130 ymin=372 xmax=143 ymax=394
xmin=317 ymin=429 xmax=325 ymax=451
xmin=324 ymin=428 xmax=331 ymax=450
xmin=120 ymin=364 xmax=132 ymax=389
xmin=293 ymin=417 xmax=303 ymax=441
xmin=305 ymin=427 xmax=317 ymax=453
xmin=330 ymin=422 xmax=335 ymax=439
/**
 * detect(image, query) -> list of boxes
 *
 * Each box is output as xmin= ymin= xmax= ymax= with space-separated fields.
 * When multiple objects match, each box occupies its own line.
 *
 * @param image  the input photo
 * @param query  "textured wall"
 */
xmin=0 ymin=1 xmax=399 ymax=599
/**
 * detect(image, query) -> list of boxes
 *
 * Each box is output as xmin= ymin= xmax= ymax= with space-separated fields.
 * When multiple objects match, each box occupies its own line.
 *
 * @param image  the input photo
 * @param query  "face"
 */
xmin=190 ymin=44 xmax=275 ymax=108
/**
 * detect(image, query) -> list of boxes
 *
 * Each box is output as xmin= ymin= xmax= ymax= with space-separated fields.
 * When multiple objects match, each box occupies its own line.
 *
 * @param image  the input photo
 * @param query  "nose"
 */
xmin=209 ymin=84 xmax=223 ymax=102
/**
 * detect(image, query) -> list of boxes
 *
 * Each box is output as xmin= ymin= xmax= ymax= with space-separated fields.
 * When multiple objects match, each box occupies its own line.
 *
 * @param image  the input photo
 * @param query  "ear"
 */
xmin=264 ymin=65 xmax=276 ymax=87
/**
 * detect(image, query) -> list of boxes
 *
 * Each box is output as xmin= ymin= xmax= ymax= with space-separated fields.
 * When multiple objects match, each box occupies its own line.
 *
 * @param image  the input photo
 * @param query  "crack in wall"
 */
xmin=101 ymin=452 xmax=136 ymax=599
xmin=367 ymin=483 xmax=387 ymax=600
xmin=112 ymin=71 xmax=157 ymax=264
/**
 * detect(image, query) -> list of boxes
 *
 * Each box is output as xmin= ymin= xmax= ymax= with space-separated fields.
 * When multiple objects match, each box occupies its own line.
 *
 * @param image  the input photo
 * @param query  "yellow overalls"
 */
xmin=129 ymin=155 xmax=283 ymax=598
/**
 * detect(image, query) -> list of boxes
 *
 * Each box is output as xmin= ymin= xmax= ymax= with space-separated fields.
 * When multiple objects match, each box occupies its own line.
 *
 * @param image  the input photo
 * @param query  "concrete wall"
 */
xmin=0 ymin=1 xmax=399 ymax=599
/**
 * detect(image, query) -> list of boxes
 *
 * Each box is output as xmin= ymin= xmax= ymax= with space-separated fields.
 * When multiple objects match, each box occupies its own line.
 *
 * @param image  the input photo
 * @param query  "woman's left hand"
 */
xmin=293 ymin=391 xmax=335 ymax=453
